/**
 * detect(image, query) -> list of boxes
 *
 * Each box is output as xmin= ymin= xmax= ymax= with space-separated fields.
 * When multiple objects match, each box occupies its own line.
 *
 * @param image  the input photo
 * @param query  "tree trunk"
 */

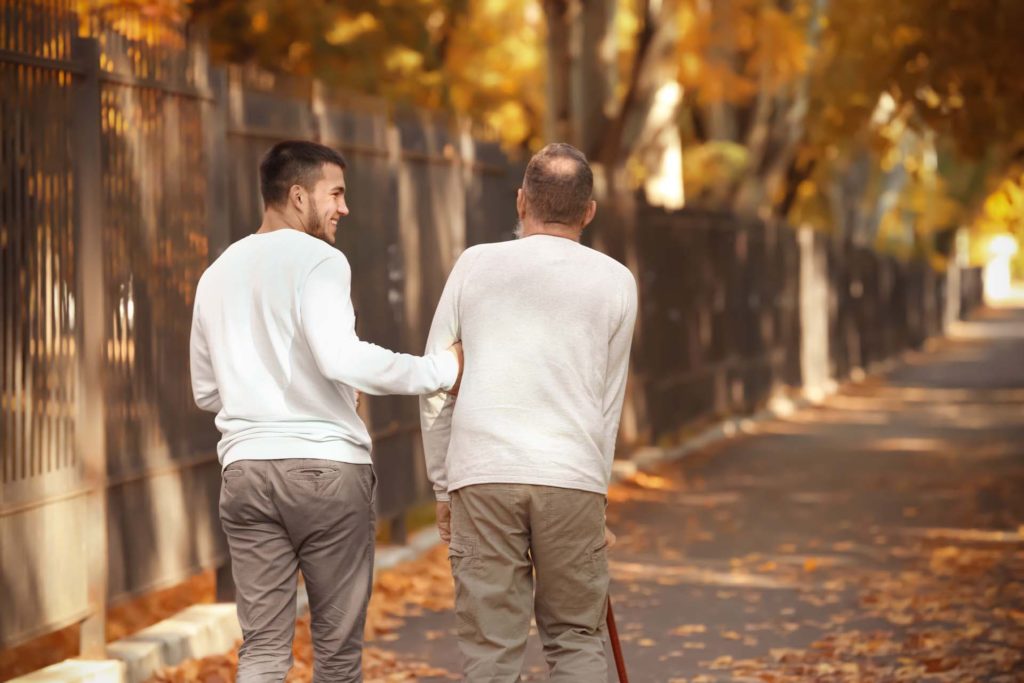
xmin=571 ymin=0 xmax=616 ymax=155
xmin=543 ymin=0 xmax=572 ymax=142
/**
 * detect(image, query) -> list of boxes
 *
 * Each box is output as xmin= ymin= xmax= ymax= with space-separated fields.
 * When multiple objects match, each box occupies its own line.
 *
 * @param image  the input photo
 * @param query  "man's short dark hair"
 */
xmin=522 ymin=143 xmax=593 ymax=225
xmin=259 ymin=140 xmax=347 ymax=208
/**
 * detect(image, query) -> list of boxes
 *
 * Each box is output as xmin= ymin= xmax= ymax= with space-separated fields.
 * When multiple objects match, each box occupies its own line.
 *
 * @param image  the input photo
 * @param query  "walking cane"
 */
xmin=606 ymin=595 xmax=630 ymax=683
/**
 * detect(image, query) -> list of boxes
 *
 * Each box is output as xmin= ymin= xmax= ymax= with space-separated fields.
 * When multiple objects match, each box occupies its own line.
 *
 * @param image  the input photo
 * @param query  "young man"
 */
xmin=420 ymin=143 xmax=638 ymax=681
xmin=190 ymin=140 xmax=462 ymax=682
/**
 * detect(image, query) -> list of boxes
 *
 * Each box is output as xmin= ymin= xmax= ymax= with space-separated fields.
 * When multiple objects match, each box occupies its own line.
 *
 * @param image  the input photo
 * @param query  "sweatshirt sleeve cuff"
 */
xmin=433 ymin=350 xmax=459 ymax=391
xmin=435 ymin=491 xmax=451 ymax=502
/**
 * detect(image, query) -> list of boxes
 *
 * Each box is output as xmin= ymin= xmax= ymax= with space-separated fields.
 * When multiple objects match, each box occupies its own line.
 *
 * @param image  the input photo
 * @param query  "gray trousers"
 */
xmin=449 ymin=484 xmax=610 ymax=683
xmin=219 ymin=458 xmax=376 ymax=683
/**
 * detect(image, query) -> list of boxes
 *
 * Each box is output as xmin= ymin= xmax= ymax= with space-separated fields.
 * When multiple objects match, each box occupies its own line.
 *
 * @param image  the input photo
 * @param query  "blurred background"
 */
xmin=1 ymin=0 xmax=1022 ymax=679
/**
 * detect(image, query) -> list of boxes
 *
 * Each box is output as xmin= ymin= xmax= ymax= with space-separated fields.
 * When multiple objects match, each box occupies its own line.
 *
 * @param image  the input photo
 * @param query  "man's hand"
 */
xmin=448 ymin=341 xmax=464 ymax=396
xmin=436 ymin=501 xmax=452 ymax=543
xmin=604 ymin=526 xmax=617 ymax=549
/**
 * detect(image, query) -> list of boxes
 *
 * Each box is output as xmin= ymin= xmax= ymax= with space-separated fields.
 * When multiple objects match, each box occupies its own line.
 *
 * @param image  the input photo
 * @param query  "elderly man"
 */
xmin=190 ymin=140 xmax=462 ymax=682
xmin=420 ymin=142 xmax=638 ymax=681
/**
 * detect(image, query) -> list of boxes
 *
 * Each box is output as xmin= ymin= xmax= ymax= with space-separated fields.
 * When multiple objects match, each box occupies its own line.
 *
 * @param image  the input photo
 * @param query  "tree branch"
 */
xmin=593 ymin=0 xmax=657 ymax=164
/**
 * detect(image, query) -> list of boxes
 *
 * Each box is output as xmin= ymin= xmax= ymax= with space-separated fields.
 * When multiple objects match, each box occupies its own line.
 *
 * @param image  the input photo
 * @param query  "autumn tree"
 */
xmin=970 ymin=168 xmax=1024 ymax=274
xmin=787 ymin=0 xmax=1024 ymax=249
xmin=88 ymin=0 xmax=1024 ymax=229
xmin=182 ymin=0 xmax=547 ymax=145
xmin=542 ymin=0 xmax=1024 ymax=252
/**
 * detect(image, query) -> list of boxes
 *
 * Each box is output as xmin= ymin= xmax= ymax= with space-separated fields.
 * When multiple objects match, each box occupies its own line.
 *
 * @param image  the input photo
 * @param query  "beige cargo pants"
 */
xmin=448 ymin=483 xmax=610 ymax=682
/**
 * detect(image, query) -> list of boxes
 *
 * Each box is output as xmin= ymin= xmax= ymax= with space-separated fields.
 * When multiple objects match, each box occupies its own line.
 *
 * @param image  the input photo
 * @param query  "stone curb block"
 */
xmin=8 ymin=660 xmax=126 ymax=683
xmin=102 ymin=604 xmax=241 ymax=683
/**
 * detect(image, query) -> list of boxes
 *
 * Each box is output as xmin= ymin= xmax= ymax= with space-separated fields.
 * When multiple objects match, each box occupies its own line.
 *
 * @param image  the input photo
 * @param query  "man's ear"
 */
xmin=581 ymin=200 xmax=597 ymax=228
xmin=516 ymin=188 xmax=526 ymax=219
xmin=289 ymin=184 xmax=306 ymax=212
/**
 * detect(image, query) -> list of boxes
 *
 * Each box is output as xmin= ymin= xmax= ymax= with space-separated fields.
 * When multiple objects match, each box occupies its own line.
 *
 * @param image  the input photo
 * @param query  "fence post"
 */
xmin=71 ymin=35 xmax=110 ymax=659
xmin=311 ymin=79 xmax=327 ymax=144
xmin=944 ymin=249 xmax=961 ymax=333
xmin=798 ymin=227 xmax=830 ymax=400
xmin=202 ymin=63 xmax=232 ymax=258
xmin=200 ymin=61 xmax=235 ymax=600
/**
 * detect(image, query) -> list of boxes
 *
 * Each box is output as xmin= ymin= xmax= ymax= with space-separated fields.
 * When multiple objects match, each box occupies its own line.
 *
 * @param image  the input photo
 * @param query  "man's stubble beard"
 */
xmin=305 ymin=197 xmax=333 ymax=244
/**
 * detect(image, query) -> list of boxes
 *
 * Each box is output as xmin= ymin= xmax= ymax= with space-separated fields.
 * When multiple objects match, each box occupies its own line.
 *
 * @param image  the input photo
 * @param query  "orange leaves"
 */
xmin=684 ymin=63 xmax=760 ymax=106
xmin=747 ymin=7 xmax=813 ymax=91
xmin=817 ymin=0 xmax=1024 ymax=158
xmin=150 ymin=653 xmax=237 ymax=683
xmin=77 ymin=0 xmax=189 ymax=27
xmin=676 ymin=0 xmax=813 ymax=106
xmin=670 ymin=624 xmax=707 ymax=637
xmin=150 ymin=547 xmax=459 ymax=683
xmin=630 ymin=471 xmax=679 ymax=491
xmin=609 ymin=512 xmax=1024 ymax=681
xmin=444 ymin=0 xmax=545 ymax=147
xmin=365 ymin=545 xmax=455 ymax=640
xmin=325 ymin=12 xmax=380 ymax=46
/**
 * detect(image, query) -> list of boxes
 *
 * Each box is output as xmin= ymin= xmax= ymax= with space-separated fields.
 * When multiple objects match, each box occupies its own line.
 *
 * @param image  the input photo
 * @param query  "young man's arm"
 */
xmin=301 ymin=254 xmax=460 ymax=395
xmin=189 ymin=305 xmax=222 ymax=413
xmin=419 ymin=248 xmax=478 ymax=538
xmin=601 ymin=273 xmax=639 ymax=463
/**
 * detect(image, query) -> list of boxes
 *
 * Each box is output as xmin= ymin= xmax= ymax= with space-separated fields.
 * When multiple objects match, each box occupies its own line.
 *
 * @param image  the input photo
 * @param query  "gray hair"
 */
xmin=522 ymin=143 xmax=593 ymax=226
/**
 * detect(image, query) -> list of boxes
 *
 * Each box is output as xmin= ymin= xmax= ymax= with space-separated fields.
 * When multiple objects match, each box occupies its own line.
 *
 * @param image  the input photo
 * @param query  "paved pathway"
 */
xmin=383 ymin=306 xmax=1024 ymax=682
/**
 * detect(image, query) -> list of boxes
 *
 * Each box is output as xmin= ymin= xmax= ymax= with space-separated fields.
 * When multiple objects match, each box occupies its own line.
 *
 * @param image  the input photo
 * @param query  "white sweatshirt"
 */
xmin=190 ymin=229 xmax=459 ymax=467
xmin=419 ymin=234 xmax=638 ymax=501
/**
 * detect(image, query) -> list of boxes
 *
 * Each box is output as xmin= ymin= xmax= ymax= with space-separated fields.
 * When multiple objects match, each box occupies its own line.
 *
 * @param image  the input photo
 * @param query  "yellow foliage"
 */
xmin=325 ymin=13 xmax=379 ymax=46
xmin=78 ymin=0 xmax=1023 ymax=208
xmin=748 ymin=7 xmax=813 ymax=90
xmin=483 ymin=101 xmax=532 ymax=147
xmin=384 ymin=46 xmax=425 ymax=74
xmin=251 ymin=11 xmax=269 ymax=34
xmin=682 ymin=141 xmax=749 ymax=201
xmin=444 ymin=0 xmax=546 ymax=148
xmin=676 ymin=0 xmax=812 ymax=106
xmin=973 ymin=172 xmax=1024 ymax=247
xmin=76 ymin=0 xmax=186 ymax=46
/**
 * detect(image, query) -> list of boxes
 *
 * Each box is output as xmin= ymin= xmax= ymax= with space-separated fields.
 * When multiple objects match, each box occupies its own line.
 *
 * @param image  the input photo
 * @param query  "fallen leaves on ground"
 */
xmin=149 ymin=546 xmax=457 ymax=682
xmin=603 ymin=436 xmax=1024 ymax=682
xmin=0 ymin=571 xmax=216 ymax=680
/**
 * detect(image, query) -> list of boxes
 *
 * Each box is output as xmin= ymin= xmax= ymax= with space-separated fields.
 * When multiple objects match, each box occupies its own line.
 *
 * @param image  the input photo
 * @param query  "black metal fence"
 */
xmin=629 ymin=207 xmax=983 ymax=443
xmin=632 ymin=208 xmax=802 ymax=439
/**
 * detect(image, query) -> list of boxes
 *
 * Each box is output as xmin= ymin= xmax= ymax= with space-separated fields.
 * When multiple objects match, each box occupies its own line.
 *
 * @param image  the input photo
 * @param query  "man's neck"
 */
xmin=257 ymin=208 xmax=302 ymax=234
xmin=518 ymin=219 xmax=583 ymax=243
